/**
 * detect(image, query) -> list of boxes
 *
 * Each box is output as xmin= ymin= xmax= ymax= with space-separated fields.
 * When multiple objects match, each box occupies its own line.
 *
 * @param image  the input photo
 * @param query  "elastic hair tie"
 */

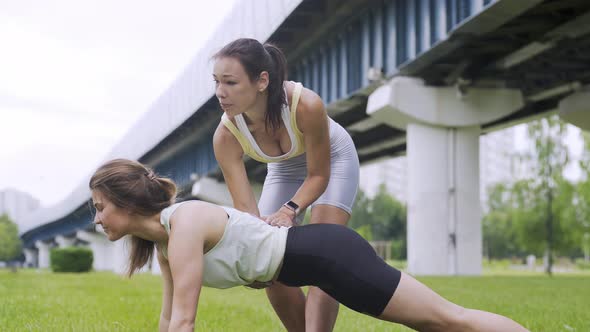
xmin=146 ymin=171 xmax=157 ymax=181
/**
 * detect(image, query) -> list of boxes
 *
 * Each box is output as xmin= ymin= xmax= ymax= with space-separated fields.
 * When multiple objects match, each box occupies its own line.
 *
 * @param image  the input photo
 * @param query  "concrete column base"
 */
xmin=56 ymin=235 xmax=76 ymax=248
xmin=23 ymin=248 xmax=38 ymax=268
xmin=76 ymin=230 xmax=128 ymax=273
xmin=559 ymin=89 xmax=590 ymax=130
xmin=407 ymin=124 xmax=482 ymax=275
xmin=35 ymin=241 xmax=53 ymax=269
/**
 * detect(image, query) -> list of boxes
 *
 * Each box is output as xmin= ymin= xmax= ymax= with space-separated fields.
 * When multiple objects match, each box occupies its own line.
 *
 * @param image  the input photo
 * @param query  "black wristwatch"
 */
xmin=283 ymin=200 xmax=300 ymax=217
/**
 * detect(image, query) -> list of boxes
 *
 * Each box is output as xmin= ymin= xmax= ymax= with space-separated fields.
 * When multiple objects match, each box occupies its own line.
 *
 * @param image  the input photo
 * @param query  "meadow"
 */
xmin=1 ymin=267 xmax=589 ymax=331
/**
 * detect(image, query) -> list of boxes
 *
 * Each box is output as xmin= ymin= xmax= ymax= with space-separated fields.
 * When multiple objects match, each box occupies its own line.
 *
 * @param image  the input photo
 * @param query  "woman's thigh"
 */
xmin=312 ymin=132 xmax=360 ymax=218
xmin=258 ymin=157 xmax=306 ymax=222
xmin=278 ymin=224 xmax=401 ymax=316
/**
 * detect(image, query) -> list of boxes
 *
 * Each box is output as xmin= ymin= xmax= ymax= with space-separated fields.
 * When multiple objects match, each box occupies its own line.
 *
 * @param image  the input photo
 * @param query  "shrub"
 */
xmin=390 ymin=239 xmax=407 ymax=260
xmin=50 ymin=247 xmax=93 ymax=272
xmin=354 ymin=224 xmax=373 ymax=241
xmin=575 ymin=258 xmax=590 ymax=270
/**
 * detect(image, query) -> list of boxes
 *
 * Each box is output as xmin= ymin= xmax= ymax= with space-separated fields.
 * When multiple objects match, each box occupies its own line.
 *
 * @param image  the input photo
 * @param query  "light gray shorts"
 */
xmin=258 ymin=119 xmax=359 ymax=223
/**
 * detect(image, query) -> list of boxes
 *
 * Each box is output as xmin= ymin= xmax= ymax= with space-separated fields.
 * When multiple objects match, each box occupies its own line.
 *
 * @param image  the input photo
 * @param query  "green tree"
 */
xmin=349 ymin=185 xmax=407 ymax=259
xmin=510 ymin=179 xmax=576 ymax=259
xmin=515 ymin=116 xmax=571 ymax=275
xmin=0 ymin=214 xmax=22 ymax=271
xmin=482 ymin=183 xmax=523 ymax=259
xmin=370 ymin=184 xmax=406 ymax=241
xmin=573 ymin=131 xmax=590 ymax=261
xmin=348 ymin=188 xmax=372 ymax=230
xmin=355 ymin=224 xmax=373 ymax=241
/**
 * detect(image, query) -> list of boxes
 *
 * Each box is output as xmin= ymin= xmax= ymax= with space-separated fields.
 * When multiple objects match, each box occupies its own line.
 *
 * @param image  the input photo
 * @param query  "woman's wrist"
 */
xmin=278 ymin=206 xmax=296 ymax=221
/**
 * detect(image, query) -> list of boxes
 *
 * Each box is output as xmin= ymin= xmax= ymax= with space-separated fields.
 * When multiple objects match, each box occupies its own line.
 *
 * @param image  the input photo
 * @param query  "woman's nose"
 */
xmin=93 ymin=214 xmax=101 ymax=225
xmin=215 ymin=84 xmax=226 ymax=99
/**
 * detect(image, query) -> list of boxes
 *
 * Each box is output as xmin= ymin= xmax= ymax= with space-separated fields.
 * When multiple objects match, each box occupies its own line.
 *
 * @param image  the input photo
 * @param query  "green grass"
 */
xmin=1 ymin=269 xmax=589 ymax=331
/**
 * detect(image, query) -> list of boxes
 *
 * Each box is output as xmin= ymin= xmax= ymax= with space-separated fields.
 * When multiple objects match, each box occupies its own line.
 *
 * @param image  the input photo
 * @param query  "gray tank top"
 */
xmin=159 ymin=201 xmax=289 ymax=289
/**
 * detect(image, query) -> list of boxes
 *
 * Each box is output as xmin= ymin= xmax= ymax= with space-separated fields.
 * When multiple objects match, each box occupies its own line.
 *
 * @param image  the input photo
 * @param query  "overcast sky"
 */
xmin=0 ymin=0 xmax=236 ymax=207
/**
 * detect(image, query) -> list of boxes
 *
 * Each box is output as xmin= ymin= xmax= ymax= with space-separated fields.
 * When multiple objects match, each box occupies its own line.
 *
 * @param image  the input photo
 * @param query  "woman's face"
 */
xmin=91 ymin=190 xmax=129 ymax=241
xmin=213 ymin=57 xmax=267 ymax=117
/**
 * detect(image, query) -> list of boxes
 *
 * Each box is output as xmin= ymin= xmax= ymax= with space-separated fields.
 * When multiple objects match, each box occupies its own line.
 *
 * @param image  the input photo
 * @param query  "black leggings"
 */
xmin=277 ymin=224 xmax=402 ymax=316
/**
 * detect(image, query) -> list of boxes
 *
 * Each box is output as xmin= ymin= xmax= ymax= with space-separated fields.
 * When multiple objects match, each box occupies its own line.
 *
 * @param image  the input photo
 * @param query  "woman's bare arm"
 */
xmin=166 ymin=206 xmax=208 ymax=331
xmin=213 ymin=121 xmax=260 ymax=216
xmin=292 ymin=87 xmax=331 ymax=210
xmin=157 ymin=250 xmax=173 ymax=332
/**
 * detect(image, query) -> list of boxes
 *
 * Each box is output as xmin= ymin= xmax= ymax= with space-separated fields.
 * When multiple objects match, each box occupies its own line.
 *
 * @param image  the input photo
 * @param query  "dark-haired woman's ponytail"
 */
xmin=263 ymin=43 xmax=288 ymax=131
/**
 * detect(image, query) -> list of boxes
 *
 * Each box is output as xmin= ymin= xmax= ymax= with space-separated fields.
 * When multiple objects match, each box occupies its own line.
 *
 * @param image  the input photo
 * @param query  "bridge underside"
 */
xmin=247 ymin=0 xmax=590 ymax=183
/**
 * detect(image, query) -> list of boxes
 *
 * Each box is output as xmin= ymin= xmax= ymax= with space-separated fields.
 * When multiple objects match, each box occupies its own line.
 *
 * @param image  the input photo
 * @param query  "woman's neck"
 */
xmin=243 ymin=92 xmax=269 ymax=125
xmin=129 ymin=213 xmax=168 ymax=245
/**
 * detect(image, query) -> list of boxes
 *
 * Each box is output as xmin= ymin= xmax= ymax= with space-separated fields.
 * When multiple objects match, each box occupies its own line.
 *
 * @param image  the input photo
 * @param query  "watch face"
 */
xmin=286 ymin=201 xmax=299 ymax=210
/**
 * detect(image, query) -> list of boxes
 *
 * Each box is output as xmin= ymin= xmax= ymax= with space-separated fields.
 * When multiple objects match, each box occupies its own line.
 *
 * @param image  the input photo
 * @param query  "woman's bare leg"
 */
xmin=305 ymin=205 xmax=350 ymax=332
xmin=265 ymin=283 xmax=306 ymax=332
xmin=378 ymin=272 xmax=529 ymax=332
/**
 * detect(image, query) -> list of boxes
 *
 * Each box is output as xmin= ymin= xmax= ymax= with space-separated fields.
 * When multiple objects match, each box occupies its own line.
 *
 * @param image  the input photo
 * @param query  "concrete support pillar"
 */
xmin=407 ymin=124 xmax=481 ymax=275
xmin=192 ymin=177 xmax=233 ymax=205
xmin=55 ymin=235 xmax=76 ymax=248
xmin=35 ymin=241 xmax=52 ymax=269
xmin=76 ymin=230 xmax=128 ymax=273
xmin=559 ymin=89 xmax=590 ymax=131
xmin=192 ymin=176 xmax=262 ymax=206
xmin=367 ymin=76 xmax=523 ymax=275
xmin=23 ymin=248 xmax=38 ymax=268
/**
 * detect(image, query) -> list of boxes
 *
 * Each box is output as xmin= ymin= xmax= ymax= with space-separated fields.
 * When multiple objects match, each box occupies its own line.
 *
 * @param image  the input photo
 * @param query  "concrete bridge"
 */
xmin=20 ymin=0 xmax=590 ymax=275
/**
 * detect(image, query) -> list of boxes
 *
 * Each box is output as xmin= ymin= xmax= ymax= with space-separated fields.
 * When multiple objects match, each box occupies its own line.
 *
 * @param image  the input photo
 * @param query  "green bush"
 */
xmin=50 ymin=247 xmax=93 ymax=272
xmin=575 ymin=258 xmax=590 ymax=270
xmin=390 ymin=239 xmax=406 ymax=260
xmin=354 ymin=224 xmax=373 ymax=241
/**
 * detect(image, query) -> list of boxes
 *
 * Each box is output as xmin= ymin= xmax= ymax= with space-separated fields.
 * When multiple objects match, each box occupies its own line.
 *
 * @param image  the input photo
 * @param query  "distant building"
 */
xmin=359 ymin=157 xmax=407 ymax=202
xmin=0 ymin=188 xmax=40 ymax=225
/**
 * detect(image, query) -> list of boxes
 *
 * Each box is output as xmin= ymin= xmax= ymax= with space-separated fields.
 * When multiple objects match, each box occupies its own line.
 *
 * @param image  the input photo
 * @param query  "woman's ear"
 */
xmin=258 ymin=71 xmax=269 ymax=92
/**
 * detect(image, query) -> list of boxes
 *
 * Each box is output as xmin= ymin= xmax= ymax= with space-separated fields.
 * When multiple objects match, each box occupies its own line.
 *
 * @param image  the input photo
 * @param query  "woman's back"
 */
xmin=160 ymin=201 xmax=289 ymax=288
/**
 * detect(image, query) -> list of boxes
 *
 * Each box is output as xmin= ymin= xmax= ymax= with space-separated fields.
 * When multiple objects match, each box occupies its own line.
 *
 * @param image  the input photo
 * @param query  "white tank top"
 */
xmin=159 ymin=201 xmax=289 ymax=289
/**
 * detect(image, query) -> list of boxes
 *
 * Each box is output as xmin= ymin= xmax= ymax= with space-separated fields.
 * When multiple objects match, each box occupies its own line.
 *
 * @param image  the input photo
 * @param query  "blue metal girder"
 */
xmin=155 ymin=137 xmax=218 ymax=190
xmin=22 ymin=208 xmax=93 ymax=248
xmin=22 ymin=131 xmax=218 ymax=248
xmin=290 ymin=0 xmax=496 ymax=101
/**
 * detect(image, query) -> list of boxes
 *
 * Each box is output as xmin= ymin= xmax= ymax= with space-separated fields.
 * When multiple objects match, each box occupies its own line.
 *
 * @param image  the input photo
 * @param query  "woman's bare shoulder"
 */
xmin=284 ymin=81 xmax=322 ymax=114
xmin=169 ymin=201 xmax=224 ymax=230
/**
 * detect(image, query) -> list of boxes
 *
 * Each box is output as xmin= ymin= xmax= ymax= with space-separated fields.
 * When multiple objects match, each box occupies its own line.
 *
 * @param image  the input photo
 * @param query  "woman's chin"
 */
xmin=223 ymin=108 xmax=243 ymax=117
xmin=106 ymin=232 xmax=123 ymax=242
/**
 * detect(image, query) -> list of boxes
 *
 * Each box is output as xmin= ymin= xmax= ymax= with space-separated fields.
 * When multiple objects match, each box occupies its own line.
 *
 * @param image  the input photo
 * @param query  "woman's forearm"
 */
xmin=233 ymin=196 xmax=260 ymax=216
xmin=291 ymin=174 xmax=329 ymax=211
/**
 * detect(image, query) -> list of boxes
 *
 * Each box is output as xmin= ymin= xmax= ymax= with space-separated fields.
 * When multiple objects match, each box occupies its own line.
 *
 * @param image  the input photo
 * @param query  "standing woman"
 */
xmin=212 ymin=38 xmax=359 ymax=331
